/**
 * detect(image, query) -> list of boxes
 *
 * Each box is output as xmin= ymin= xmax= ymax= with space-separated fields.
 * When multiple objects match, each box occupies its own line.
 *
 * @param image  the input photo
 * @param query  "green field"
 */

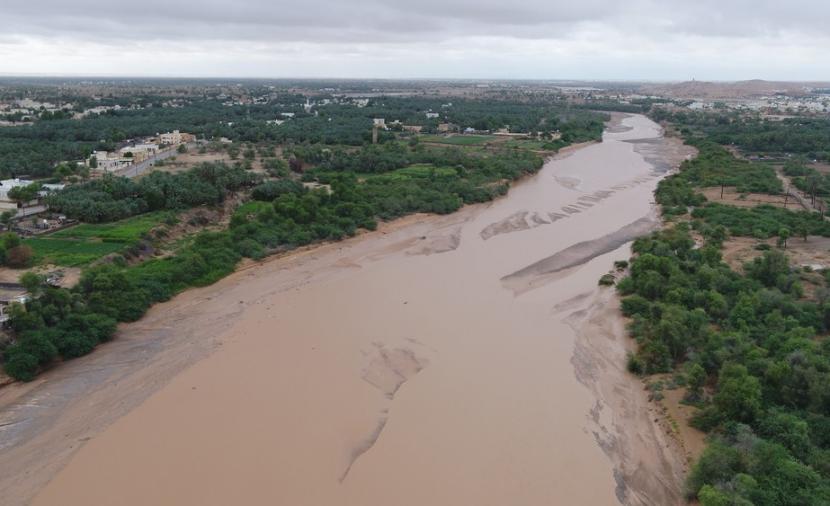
xmin=49 ymin=212 xmax=176 ymax=243
xmin=353 ymin=163 xmax=458 ymax=183
xmin=418 ymin=134 xmax=498 ymax=145
xmin=503 ymin=139 xmax=554 ymax=150
xmin=393 ymin=164 xmax=457 ymax=178
xmin=26 ymin=211 xmax=176 ymax=266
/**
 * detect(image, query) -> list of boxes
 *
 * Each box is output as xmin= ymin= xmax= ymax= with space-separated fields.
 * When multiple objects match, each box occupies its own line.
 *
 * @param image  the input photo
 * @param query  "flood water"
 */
xmin=1 ymin=114 xmax=695 ymax=506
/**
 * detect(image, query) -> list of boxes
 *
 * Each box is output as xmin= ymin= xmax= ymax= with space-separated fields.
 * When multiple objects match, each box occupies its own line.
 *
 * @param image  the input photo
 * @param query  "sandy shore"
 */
xmin=1 ymin=114 xmax=696 ymax=505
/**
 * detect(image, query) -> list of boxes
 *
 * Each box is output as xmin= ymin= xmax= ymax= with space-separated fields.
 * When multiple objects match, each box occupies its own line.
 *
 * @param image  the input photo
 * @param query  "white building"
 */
xmin=425 ymin=112 xmax=440 ymax=119
xmin=373 ymin=118 xmax=387 ymax=128
xmin=41 ymin=183 xmax=65 ymax=193
xmin=159 ymin=130 xmax=183 ymax=145
xmin=0 ymin=179 xmax=37 ymax=210
xmin=119 ymin=143 xmax=159 ymax=161
xmin=93 ymin=151 xmax=134 ymax=172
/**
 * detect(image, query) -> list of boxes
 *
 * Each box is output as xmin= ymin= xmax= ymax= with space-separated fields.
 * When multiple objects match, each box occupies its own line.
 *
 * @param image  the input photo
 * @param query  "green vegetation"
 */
xmin=503 ymin=139 xmax=555 ymax=150
xmin=24 ymin=212 xmax=175 ymax=266
xmin=656 ymin=140 xmax=781 ymax=213
xmin=691 ymin=204 xmax=829 ymax=239
xmin=0 ymin=90 xmax=606 ymax=178
xmin=621 ymin=111 xmax=830 ymax=504
xmin=46 ymin=163 xmax=257 ymax=223
xmin=2 ymin=126 xmax=567 ymax=382
xmin=619 ymin=224 xmax=830 ymax=504
xmin=419 ymin=135 xmax=497 ymax=145
xmin=25 ymin=238 xmax=127 ymax=267
xmin=651 ymin=110 xmax=830 ymax=161
xmin=0 ymin=233 xmax=34 ymax=268
xmin=783 ymin=160 xmax=830 ymax=208
xmin=392 ymin=164 xmax=457 ymax=178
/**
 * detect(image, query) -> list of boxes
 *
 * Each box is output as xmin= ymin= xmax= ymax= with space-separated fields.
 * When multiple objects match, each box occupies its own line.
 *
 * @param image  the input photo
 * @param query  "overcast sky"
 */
xmin=1 ymin=0 xmax=828 ymax=80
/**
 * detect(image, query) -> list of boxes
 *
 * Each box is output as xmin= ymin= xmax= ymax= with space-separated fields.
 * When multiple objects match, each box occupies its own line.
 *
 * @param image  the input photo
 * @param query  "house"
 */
xmin=280 ymin=112 xmax=296 ymax=118
xmin=119 ymin=143 xmax=159 ymax=162
xmin=437 ymin=123 xmax=458 ymax=133
xmin=425 ymin=112 xmax=440 ymax=119
xmin=40 ymin=183 xmax=65 ymax=194
xmin=373 ymin=118 xmax=387 ymax=129
xmin=402 ymin=125 xmax=423 ymax=133
xmin=0 ymin=178 xmax=37 ymax=210
xmin=0 ymin=290 xmax=29 ymax=325
xmin=158 ymin=130 xmax=195 ymax=146
xmin=159 ymin=130 xmax=183 ymax=145
xmin=92 ymin=151 xmax=134 ymax=172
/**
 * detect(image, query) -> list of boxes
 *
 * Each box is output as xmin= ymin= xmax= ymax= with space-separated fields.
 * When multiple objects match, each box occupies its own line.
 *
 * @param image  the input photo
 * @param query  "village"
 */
xmin=0 ymin=127 xmax=198 ymax=334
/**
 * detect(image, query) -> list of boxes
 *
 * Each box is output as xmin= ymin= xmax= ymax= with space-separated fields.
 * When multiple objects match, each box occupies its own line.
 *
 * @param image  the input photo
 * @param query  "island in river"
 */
xmin=0 ymin=113 xmax=697 ymax=506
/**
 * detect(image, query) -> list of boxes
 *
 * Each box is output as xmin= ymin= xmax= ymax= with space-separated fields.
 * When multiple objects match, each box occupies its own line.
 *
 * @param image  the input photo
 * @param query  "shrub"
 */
xmin=251 ymin=179 xmax=305 ymax=201
xmin=626 ymin=352 xmax=645 ymax=375
xmin=6 ymin=244 xmax=33 ymax=268
xmin=3 ymin=347 xmax=39 ymax=381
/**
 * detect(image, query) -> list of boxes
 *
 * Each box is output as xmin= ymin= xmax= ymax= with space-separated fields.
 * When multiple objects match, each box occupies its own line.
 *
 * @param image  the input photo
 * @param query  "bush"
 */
xmin=614 ymin=260 xmax=629 ymax=270
xmin=6 ymin=244 xmax=33 ymax=268
xmin=3 ymin=347 xmax=39 ymax=381
xmin=626 ymin=352 xmax=645 ymax=375
xmin=251 ymin=179 xmax=305 ymax=201
xmin=621 ymin=295 xmax=651 ymax=317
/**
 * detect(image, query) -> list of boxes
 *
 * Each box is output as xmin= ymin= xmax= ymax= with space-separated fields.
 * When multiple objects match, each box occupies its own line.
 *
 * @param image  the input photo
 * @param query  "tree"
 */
xmin=6 ymin=244 xmax=33 ymax=268
xmin=7 ymin=183 xmax=41 ymax=205
xmin=19 ymin=271 xmax=43 ymax=296
xmin=714 ymin=364 xmax=762 ymax=423
xmin=177 ymin=144 xmax=188 ymax=154
xmin=697 ymin=485 xmax=730 ymax=506
xmin=777 ymin=227 xmax=791 ymax=249
xmin=745 ymin=250 xmax=790 ymax=287
xmin=3 ymin=232 xmax=21 ymax=251
xmin=795 ymin=218 xmax=809 ymax=242
xmin=0 ymin=210 xmax=16 ymax=228
xmin=687 ymin=363 xmax=707 ymax=402
xmin=3 ymin=347 xmax=39 ymax=381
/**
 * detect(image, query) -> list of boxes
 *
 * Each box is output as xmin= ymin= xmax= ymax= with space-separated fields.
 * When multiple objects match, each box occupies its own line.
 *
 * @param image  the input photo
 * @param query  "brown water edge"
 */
xmin=1 ymin=114 xmax=696 ymax=506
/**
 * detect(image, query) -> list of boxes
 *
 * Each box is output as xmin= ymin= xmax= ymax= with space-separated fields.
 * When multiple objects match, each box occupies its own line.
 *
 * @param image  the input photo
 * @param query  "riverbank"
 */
xmin=3 ymin=114 xmax=695 ymax=505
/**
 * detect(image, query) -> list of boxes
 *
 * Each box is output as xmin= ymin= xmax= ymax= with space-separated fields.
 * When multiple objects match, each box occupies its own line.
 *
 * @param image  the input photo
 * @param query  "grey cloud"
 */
xmin=2 ymin=0 xmax=829 ymax=79
xmin=1 ymin=0 xmax=637 ymax=44
xmin=4 ymin=0 xmax=829 ymax=44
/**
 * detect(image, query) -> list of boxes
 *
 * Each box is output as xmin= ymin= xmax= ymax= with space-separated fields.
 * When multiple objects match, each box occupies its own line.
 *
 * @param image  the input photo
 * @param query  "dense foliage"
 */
xmin=3 ymin=141 xmax=547 ymax=381
xmin=46 ymin=163 xmax=258 ymax=222
xmin=620 ymin=224 xmax=830 ymax=504
xmin=0 ymin=93 xmax=605 ymax=177
xmin=651 ymin=109 xmax=830 ymax=161
xmin=622 ymin=109 xmax=830 ymax=504
xmin=656 ymin=140 xmax=781 ymax=213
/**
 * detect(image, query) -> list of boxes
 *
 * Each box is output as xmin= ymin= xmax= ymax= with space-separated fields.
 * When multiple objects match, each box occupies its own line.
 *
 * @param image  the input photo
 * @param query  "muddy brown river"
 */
xmin=0 ymin=113 xmax=696 ymax=505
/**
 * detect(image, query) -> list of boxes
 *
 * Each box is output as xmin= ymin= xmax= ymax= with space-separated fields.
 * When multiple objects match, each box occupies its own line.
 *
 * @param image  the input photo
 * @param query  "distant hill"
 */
xmin=640 ymin=80 xmax=828 ymax=99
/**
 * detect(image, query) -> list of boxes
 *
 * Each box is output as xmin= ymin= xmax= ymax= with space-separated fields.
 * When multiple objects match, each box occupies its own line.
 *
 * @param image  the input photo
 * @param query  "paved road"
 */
xmin=113 ymin=142 xmax=197 ymax=179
